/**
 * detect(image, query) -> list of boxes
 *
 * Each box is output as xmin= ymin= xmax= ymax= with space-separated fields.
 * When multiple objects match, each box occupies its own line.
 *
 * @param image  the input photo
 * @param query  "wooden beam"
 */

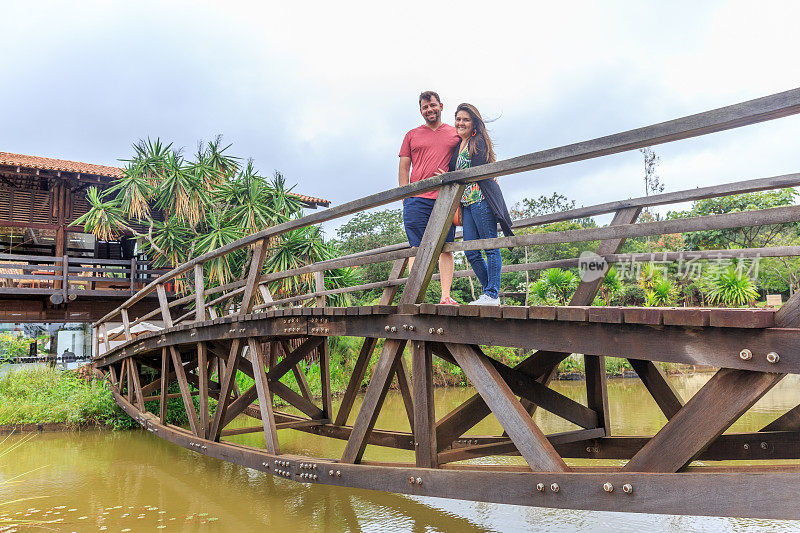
xmin=341 ymin=339 xmax=407 ymax=464
xmin=400 ymin=183 xmax=464 ymax=304
xmin=246 ymin=338 xmax=280 ymax=454
xmin=129 ymin=358 xmax=145 ymax=410
xmin=194 ymin=263 xmax=206 ymax=322
xmin=412 ymin=341 xmax=437 ymax=468
xmin=197 ymin=342 xmax=209 ymax=438
xmin=335 ymin=258 xmax=408 ymax=426
xmin=584 ymin=355 xmax=610 ymax=435
xmin=445 ymin=343 xmax=569 ymax=472
xmin=319 ymin=337 xmax=333 ymax=419
xmin=628 ymin=359 xmax=684 ymax=419
xmin=156 ymin=283 xmax=173 ymax=327
xmin=623 ymin=368 xmax=784 ymax=473
xmin=209 ymin=339 xmax=242 ymax=440
xmin=394 ymin=355 xmax=415 ymax=431
xmin=170 ymin=347 xmax=201 ymax=437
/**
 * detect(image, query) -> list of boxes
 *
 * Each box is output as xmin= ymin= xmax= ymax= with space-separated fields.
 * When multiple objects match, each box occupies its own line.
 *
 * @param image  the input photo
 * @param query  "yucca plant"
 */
xmin=703 ymin=265 xmax=759 ymax=307
xmin=645 ymin=278 xmax=677 ymax=307
xmin=527 ymin=268 xmax=577 ymax=305
xmin=73 ymin=187 xmax=130 ymax=242
xmin=637 ymin=262 xmax=665 ymax=292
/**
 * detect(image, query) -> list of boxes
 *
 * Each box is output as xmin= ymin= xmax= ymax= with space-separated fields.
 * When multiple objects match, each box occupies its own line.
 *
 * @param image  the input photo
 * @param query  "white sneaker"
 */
xmin=468 ymin=294 xmax=501 ymax=306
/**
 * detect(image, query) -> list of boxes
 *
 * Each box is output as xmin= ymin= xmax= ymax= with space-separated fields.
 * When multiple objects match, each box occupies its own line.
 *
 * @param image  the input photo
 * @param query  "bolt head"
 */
xmin=329 ymin=470 xmax=334 ymax=476
xmin=385 ymin=325 xmax=391 ymax=332
xmin=550 ymin=483 xmax=560 ymax=493
xmin=603 ymin=482 xmax=613 ymax=493
xmin=622 ymin=483 xmax=633 ymax=494
xmin=336 ymin=471 xmax=341 ymax=477
xmin=743 ymin=443 xmax=750 ymax=450
xmin=416 ymin=477 xmax=422 ymax=485
xmin=429 ymin=328 xmax=435 ymax=334
xmin=760 ymin=441 xmax=768 ymax=450
xmin=536 ymin=483 xmax=545 ymax=492
xmin=390 ymin=326 xmax=397 ymax=333
xmin=409 ymin=477 xmax=415 ymax=484
xmin=402 ymin=324 xmax=409 ymax=330
xmin=409 ymin=325 xmax=415 ymax=331
xmin=767 ymin=352 xmax=780 ymax=364
xmin=739 ymin=349 xmax=752 ymax=361
xmin=436 ymin=328 xmax=443 ymax=335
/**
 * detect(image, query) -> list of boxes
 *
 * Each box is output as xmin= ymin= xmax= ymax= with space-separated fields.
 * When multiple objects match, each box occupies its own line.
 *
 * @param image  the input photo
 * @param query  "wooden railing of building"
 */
xmin=92 ymin=88 xmax=800 ymax=519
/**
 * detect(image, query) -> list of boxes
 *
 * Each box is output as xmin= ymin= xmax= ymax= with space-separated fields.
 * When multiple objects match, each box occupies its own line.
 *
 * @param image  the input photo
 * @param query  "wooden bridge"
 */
xmin=92 ymin=88 xmax=800 ymax=520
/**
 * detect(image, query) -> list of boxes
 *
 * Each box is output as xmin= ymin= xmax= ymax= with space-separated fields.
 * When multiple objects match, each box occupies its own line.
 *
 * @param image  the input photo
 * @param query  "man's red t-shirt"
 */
xmin=399 ymin=123 xmax=460 ymax=199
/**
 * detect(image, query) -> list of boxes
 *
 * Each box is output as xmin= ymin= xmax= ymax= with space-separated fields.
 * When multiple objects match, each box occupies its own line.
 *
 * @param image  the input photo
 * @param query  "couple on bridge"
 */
xmin=399 ymin=90 xmax=514 ymax=306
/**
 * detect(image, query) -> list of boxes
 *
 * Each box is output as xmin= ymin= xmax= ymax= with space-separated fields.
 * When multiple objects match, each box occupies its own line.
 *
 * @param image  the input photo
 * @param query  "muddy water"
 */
xmin=2 ymin=374 xmax=800 ymax=532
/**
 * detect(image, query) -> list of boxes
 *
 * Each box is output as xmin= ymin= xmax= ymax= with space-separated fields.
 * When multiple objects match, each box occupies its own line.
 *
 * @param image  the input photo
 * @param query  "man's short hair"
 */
xmin=419 ymin=91 xmax=441 ymax=106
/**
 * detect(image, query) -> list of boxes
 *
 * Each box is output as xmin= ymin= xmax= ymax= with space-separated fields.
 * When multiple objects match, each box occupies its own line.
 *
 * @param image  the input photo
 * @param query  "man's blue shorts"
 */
xmin=403 ymin=196 xmax=456 ymax=248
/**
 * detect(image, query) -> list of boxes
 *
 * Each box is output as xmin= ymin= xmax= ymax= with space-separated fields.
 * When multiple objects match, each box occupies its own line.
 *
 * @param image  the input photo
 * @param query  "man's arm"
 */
xmin=399 ymin=156 xmax=411 ymax=187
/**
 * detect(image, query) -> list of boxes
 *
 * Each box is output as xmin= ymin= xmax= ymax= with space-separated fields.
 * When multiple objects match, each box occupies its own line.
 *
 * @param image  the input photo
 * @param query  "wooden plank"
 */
xmin=197 ymin=342 xmax=209 ymax=438
xmin=400 ymin=182 xmax=464 ymax=304
xmin=436 ymin=304 xmax=459 ymax=316
xmin=623 ymin=368 xmax=784 ymax=472
xmin=662 ymin=307 xmax=709 ymax=326
xmin=445 ymin=343 xmax=568 ymax=472
xmin=341 ymin=339 xmax=407 ymax=463
xmin=477 ymin=305 xmax=502 ymax=319
xmin=271 ymin=380 xmax=325 ymax=419
xmin=628 ymin=359 xmax=684 ymax=420
xmin=457 ymin=305 xmax=480 ymax=317
xmin=588 ymin=307 xmax=622 ymax=324
xmin=194 ymin=263 xmax=206 ymax=322
xmin=125 ymin=357 xmax=133 ymax=402
xmin=556 ymin=306 xmax=589 ymax=322
xmin=412 ymin=341 xmax=437 ymax=468
xmin=622 ymin=307 xmax=663 ymax=325
xmin=170 ymin=346 xmax=201 ymax=437
xmin=528 ymin=306 xmax=557 ymax=320
xmin=501 ymin=306 xmax=528 ymax=320
xmin=709 ymin=308 xmax=774 ymax=328
xmin=313 ymin=271 xmax=326 ymax=307
xmin=246 ymin=338 xmax=280 ymax=454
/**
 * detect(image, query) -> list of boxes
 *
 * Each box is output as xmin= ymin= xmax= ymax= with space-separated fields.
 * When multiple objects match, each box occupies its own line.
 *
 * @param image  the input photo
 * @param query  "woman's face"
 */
xmin=455 ymin=110 xmax=474 ymax=139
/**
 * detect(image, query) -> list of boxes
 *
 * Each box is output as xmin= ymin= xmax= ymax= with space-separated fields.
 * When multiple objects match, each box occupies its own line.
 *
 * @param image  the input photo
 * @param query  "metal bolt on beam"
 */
xmin=336 ymin=471 xmax=341 ymax=477
xmin=744 ymin=443 xmax=750 ymax=450
xmin=767 ymin=352 xmax=780 ymax=363
xmin=409 ymin=477 xmax=415 ymax=484
xmin=551 ymin=483 xmax=560 ymax=493
xmin=436 ymin=328 xmax=444 ymax=335
xmin=603 ymin=482 xmax=613 ymax=493
xmin=385 ymin=325 xmax=391 ymax=332
xmin=416 ymin=477 xmax=422 ymax=485
xmin=622 ymin=484 xmax=633 ymax=494
xmin=761 ymin=442 xmax=768 ymax=449
xmin=536 ymin=483 xmax=545 ymax=492
xmin=739 ymin=349 xmax=752 ymax=360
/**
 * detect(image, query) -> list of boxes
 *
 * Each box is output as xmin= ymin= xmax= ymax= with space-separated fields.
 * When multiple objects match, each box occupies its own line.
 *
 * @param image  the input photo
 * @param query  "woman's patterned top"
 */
xmin=457 ymin=145 xmax=485 ymax=206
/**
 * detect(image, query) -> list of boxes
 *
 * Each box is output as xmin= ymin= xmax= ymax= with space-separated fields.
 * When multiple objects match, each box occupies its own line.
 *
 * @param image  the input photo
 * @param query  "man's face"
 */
xmin=419 ymin=97 xmax=442 ymax=125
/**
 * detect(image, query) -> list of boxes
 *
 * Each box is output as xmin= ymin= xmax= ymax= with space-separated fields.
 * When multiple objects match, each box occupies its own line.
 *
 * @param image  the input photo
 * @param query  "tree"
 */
xmin=667 ymin=189 xmax=798 ymax=250
xmin=702 ymin=265 xmax=759 ymax=307
xmin=75 ymin=137 xmax=344 ymax=306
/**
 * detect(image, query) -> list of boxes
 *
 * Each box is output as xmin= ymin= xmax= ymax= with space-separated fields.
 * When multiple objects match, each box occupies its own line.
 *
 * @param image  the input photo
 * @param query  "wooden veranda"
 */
xmin=93 ymin=88 xmax=800 ymax=519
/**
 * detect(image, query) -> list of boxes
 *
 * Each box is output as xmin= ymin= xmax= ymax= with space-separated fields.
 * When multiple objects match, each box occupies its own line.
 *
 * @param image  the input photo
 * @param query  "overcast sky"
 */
xmin=2 ymin=1 xmax=799 ymax=235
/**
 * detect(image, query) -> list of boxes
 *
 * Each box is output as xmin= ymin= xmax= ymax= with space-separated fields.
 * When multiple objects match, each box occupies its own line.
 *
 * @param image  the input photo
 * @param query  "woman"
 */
xmin=448 ymin=103 xmax=514 ymax=305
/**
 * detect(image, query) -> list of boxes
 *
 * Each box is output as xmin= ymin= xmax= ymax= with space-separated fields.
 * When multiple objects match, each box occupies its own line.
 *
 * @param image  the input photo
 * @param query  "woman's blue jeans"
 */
xmin=462 ymin=200 xmax=501 ymax=299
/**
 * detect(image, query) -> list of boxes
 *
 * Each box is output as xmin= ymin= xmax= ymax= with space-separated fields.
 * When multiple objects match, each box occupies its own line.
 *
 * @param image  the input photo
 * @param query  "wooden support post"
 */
xmin=101 ymin=323 xmax=111 ymax=352
xmin=623 ymin=368 xmax=783 ymax=472
xmin=446 ymin=343 xmax=569 ymax=472
xmin=209 ymin=339 xmax=243 ymax=440
xmin=61 ymin=255 xmax=68 ymax=302
xmin=246 ymin=338 xmax=280 ymax=454
xmin=335 ymin=258 xmax=408 ymax=426
xmin=118 ymin=359 xmax=127 ymax=396
xmin=92 ymin=326 xmax=99 ymax=359
xmin=194 ymin=264 xmax=206 ymax=322
xmin=759 ymin=291 xmax=800 ymax=432
xmin=400 ymin=183 xmax=464 ymax=304
xmin=280 ymin=340 xmax=313 ymax=401
xmin=121 ymin=309 xmax=132 ymax=341
xmin=341 ymin=339 xmax=407 ymax=464
xmin=314 ymin=271 xmax=326 ymax=307
xmin=394 ymin=355 xmax=415 ymax=431
xmin=584 ymin=355 xmax=610 ymax=435
xmin=126 ymin=358 xmax=134 ymax=403
xmin=130 ymin=257 xmax=137 ymax=295
xmin=160 ymin=348 xmax=169 ymax=423
xmin=197 ymin=342 xmax=209 ymax=438
xmin=156 ymin=283 xmax=173 ymax=327
xmin=129 ymin=358 xmax=145 ymax=410
xmin=319 ymin=337 xmax=332 ymax=420
xmin=170 ymin=346 xmax=202 ymax=437
xmin=240 ymin=239 xmax=270 ymax=315
xmin=412 ymin=341 xmax=437 ymax=468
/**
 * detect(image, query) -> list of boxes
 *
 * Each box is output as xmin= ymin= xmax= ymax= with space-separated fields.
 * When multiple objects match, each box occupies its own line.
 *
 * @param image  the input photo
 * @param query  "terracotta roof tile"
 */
xmin=0 ymin=151 xmax=330 ymax=207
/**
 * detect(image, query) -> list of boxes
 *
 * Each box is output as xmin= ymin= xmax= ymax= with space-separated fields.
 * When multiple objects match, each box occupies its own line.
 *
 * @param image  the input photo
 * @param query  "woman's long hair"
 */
xmin=456 ymin=103 xmax=496 ymax=163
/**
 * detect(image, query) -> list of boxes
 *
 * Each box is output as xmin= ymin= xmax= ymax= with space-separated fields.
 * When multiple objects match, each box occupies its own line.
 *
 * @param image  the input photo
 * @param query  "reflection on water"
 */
xmin=1 ymin=374 xmax=799 ymax=531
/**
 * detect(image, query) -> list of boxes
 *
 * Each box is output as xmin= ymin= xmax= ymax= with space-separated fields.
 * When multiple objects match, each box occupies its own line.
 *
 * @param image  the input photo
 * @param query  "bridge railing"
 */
xmin=92 ymin=88 xmax=800 ymax=357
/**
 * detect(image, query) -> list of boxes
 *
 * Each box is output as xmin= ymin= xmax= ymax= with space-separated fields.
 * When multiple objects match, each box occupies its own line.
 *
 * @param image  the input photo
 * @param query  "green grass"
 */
xmin=0 ymin=367 xmax=119 ymax=427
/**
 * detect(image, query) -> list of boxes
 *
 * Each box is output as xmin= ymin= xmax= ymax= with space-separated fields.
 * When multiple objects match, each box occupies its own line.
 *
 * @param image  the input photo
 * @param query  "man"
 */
xmin=399 ymin=90 xmax=460 ymax=304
